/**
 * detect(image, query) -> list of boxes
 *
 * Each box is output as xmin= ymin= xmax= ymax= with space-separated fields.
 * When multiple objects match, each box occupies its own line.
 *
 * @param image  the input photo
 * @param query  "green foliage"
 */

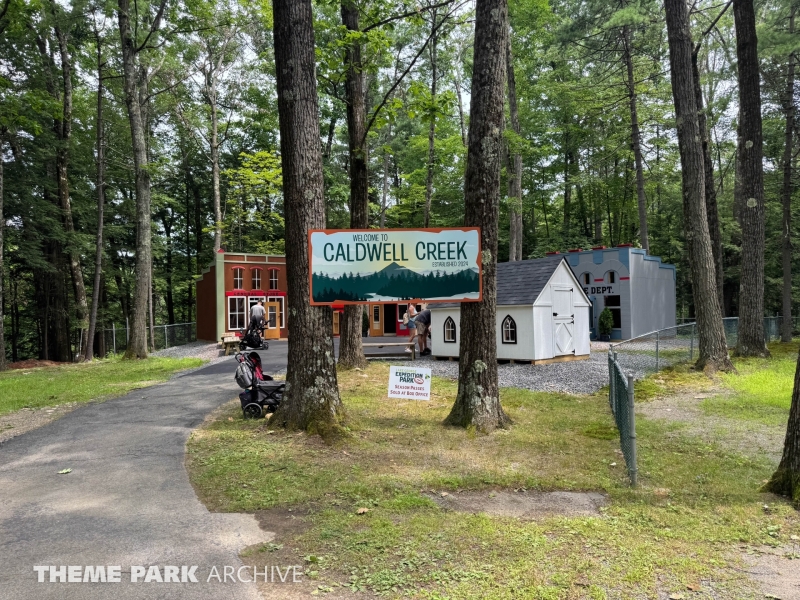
xmin=598 ymin=307 xmax=614 ymax=335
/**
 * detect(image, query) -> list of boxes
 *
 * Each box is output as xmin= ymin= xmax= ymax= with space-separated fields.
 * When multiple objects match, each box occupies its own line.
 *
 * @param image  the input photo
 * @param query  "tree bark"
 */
xmin=0 ymin=140 xmax=5 ymax=371
xmin=338 ymin=0 xmax=368 ymax=370
xmin=692 ymin=49 xmax=725 ymax=317
xmin=782 ymin=8 xmax=796 ymax=343
xmin=622 ymin=25 xmax=649 ymax=254
xmin=764 ymin=344 xmax=800 ymax=506
xmin=733 ymin=0 xmax=768 ymax=358
xmin=85 ymin=40 xmax=105 ymax=361
xmin=664 ymin=0 xmax=733 ymax=372
xmin=381 ymin=137 xmax=390 ymax=228
xmin=269 ymin=0 xmax=345 ymax=436
xmin=506 ymin=36 xmax=523 ymax=261
xmin=118 ymin=0 xmax=153 ymax=359
xmin=424 ymin=8 xmax=438 ymax=229
xmin=444 ymin=0 xmax=511 ymax=432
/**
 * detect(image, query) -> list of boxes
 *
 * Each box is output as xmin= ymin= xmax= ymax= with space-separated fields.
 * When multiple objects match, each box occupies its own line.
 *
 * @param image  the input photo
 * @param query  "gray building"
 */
xmin=561 ymin=245 xmax=676 ymax=340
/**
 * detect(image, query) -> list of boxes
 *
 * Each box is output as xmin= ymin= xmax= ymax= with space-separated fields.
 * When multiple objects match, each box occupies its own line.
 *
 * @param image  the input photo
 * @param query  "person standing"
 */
xmin=250 ymin=300 xmax=266 ymax=338
xmin=414 ymin=304 xmax=432 ymax=356
xmin=404 ymin=301 xmax=418 ymax=353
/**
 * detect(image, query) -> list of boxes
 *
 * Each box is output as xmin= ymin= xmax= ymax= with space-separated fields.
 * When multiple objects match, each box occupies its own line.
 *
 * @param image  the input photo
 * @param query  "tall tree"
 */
xmin=621 ymin=23 xmax=649 ymax=253
xmin=424 ymin=7 xmax=439 ymax=228
xmin=269 ymin=0 xmax=345 ymax=435
xmin=764 ymin=345 xmax=800 ymax=505
xmin=663 ymin=0 xmax=733 ymax=372
xmin=506 ymin=36 xmax=523 ymax=261
xmin=0 ymin=137 xmax=5 ymax=371
xmin=85 ymin=25 xmax=106 ymax=361
xmin=781 ymin=6 xmax=796 ymax=342
xmin=337 ymin=0 xmax=369 ymax=370
xmin=733 ymin=0 xmax=768 ymax=357
xmin=444 ymin=0 xmax=511 ymax=432
xmin=117 ymin=0 xmax=167 ymax=359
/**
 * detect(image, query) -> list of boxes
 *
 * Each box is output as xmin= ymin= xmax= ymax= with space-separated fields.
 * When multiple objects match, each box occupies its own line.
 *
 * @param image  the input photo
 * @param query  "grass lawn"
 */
xmin=187 ymin=355 xmax=800 ymax=599
xmin=0 ymin=356 xmax=205 ymax=416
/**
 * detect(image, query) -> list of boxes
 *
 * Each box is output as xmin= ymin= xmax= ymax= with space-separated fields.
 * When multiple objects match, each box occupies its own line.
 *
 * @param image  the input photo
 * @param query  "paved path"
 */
xmin=0 ymin=343 xmax=288 ymax=600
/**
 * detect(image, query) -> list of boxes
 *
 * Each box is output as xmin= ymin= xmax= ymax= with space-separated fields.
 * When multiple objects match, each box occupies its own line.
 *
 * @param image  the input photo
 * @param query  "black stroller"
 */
xmin=239 ymin=324 xmax=269 ymax=351
xmin=234 ymin=351 xmax=284 ymax=419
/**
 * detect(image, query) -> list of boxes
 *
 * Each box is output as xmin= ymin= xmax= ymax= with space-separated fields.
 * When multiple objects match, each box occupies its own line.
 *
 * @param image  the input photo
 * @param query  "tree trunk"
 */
xmin=211 ymin=93 xmax=223 ymax=252
xmin=692 ymin=49 xmax=725 ymax=317
xmin=562 ymin=136 xmax=571 ymax=230
xmin=664 ymin=0 xmax=733 ymax=372
xmin=338 ymin=0 xmax=368 ymax=370
xmin=381 ymin=139 xmax=390 ymax=228
xmin=622 ymin=25 xmax=649 ymax=254
xmin=424 ymin=8 xmax=438 ymax=229
xmin=118 ymin=0 xmax=152 ymax=359
xmin=53 ymin=23 xmax=90 ymax=359
xmin=764 ymin=344 xmax=800 ymax=506
xmin=733 ymin=0 xmax=768 ymax=358
xmin=85 ymin=44 xmax=105 ymax=361
xmin=782 ymin=8 xmax=796 ymax=343
xmin=444 ymin=0 xmax=511 ymax=433
xmin=164 ymin=212 xmax=175 ymax=325
xmin=269 ymin=0 xmax=345 ymax=436
xmin=0 ymin=141 xmax=5 ymax=371
xmin=506 ymin=36 xmax=523 ymax=261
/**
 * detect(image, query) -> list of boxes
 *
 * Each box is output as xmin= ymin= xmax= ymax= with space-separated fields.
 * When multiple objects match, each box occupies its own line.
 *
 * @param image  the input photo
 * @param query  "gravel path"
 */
xmin=416 ymin=351 xmax=610 ymax=395
xmin=154 ymin=341 xmax=614 ymax=395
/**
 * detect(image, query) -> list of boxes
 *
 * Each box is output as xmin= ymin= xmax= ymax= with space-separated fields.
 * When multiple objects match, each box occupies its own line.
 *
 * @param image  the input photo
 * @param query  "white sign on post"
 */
xmin=388 ymin=366 xmax=432 ymax=400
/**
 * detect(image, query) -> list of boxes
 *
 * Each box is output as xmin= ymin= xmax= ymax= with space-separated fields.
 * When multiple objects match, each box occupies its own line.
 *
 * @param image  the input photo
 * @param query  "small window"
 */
xmin=606 ymin=271 xmax=616 ymax=284
xmin=228 ymin=297 xmax=246 ymax=330
xmin=502 ymin=315 xmax=517 ymax=344
xmin=444 ymin=317 xmax=456 ymax=343
xmin=582 ymin=273 xmax=591 ymax=285
xmin=252 ymin=269 xmax=261 ymax=290
xmin=233 ymin=268 xmax=243 ymax=290
xmin=269 ymin=269 xmax=279 ymax=290
xmin=373 ymin=305 xmax=380 ymax=326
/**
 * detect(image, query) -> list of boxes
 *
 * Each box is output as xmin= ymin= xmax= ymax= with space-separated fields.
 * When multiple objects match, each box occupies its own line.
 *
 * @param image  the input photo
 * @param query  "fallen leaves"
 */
xmin=356 ymin=507 xmax=369 ymax=515
xmin=57 ymin=468 xmax=72 ymax=474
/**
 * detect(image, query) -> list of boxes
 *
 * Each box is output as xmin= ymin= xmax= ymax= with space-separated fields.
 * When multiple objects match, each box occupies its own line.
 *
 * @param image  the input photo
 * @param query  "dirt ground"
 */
xmin=7 ymin=359 xmax=64 ymax=370
xmin=0 ymin=402 xmax=80 ymax=444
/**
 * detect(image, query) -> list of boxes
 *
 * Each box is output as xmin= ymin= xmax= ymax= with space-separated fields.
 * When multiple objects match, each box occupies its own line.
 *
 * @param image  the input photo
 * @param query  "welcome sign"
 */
xmin=308 ymin=228 xmax=482 ymax=304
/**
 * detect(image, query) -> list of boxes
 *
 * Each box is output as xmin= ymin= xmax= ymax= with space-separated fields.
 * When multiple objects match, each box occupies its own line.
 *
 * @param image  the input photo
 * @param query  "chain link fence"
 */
xmin=608 ymin=315 xmax=797 ymax=485
xmin=612 ymin=316 xmax=799 ymax=381
xmin=75 ymin=322 xmax=196 ymax=358
xmin=608 ymin=351 xmax=637 ymax=485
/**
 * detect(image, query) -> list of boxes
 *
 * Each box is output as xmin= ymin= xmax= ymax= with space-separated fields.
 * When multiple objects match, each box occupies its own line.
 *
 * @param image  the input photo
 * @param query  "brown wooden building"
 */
xmin=196 ymin=250 xmax=350 ymax=341
xmin=196 ymin=250 xmax=289 ymax=341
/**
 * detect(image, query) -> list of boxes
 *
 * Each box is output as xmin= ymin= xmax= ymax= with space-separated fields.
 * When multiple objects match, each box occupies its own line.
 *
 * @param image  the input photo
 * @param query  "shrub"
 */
xmin=599 ymin=307 xmax=614 ymax=336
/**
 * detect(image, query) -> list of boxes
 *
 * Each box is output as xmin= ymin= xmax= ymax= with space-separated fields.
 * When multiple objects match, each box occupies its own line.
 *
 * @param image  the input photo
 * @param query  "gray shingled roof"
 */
xmin=435 ymin=255 xmax=571 ymax=307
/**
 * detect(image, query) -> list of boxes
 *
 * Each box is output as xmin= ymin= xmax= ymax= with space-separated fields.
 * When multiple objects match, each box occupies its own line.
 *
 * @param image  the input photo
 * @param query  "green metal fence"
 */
xmin=608 ymin=350 xmax=637 ymax=486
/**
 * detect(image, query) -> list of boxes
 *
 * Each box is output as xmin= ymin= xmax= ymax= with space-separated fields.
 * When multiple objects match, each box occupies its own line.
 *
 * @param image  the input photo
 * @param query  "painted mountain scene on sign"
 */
xmin=312 ymin=262 xmax=479 ymax=302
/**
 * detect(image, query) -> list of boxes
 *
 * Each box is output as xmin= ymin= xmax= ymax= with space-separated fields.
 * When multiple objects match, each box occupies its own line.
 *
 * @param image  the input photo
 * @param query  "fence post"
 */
xmin=655 ymin=330 xmax=659 ymax=371
xmin=112 ymin=323 xmax=117 ymax=355
xmin=608 ymin=350 xmax=614 ymax=412
xmin=689 ymin=323 xmax=695 ymax=361
xmin=126 ymin=317 xmax=129 ymax=345
xmin=164 ymin=324 xmax=168 ymax=350
xmin=627 ymin=374 xmax=638 ymax=487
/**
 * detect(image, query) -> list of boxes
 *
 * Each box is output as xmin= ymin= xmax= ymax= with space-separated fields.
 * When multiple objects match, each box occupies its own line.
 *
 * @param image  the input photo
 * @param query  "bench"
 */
xmin=221 ymin=336 xmax=240 ymax=356
xmin=362 ymin=341 xmax=416 ymax=360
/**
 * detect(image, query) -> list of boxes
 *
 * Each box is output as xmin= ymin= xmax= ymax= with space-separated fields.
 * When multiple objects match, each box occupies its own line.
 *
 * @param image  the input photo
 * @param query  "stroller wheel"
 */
xmin=261 ymin=340 xmax=269 ymax=350
xmin=242 ymin=403 xmax=263 ymax=419
xmin=239 ymin=341 xmax=247 ymax=351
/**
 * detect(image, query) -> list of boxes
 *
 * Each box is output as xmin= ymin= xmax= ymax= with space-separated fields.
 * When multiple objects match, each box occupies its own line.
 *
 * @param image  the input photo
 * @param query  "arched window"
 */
xmin=581 ymin=273 xmax=591 ymax=285
xmin=251 ymin=268 xmax=262 ymax=290
xmin=606 ymin=271 xmax=616 ymax=284
xmin=502 ymin=315 xmax=517 ymax=344
xmin=233 ymin=268 xmax=243 ymax=290
xmin=444 ymin=317 xmax=456 ymax=343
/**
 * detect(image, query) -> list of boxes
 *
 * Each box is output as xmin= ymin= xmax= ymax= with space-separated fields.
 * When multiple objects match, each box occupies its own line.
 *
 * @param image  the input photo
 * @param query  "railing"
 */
xmin=75 ymin=322 xmax=197 ymax=358
xmin=608 ymin=350 xmax=637 ymax=486
xmin=611 ymin=316 xmax=798 ymax=381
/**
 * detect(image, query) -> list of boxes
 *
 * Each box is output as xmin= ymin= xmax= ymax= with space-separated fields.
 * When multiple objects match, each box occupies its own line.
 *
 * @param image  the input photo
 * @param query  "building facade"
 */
xmin=563 ymin=245 xmax=676 ymax=340
xmin=429 ymin=256 xmax=592 ymax=363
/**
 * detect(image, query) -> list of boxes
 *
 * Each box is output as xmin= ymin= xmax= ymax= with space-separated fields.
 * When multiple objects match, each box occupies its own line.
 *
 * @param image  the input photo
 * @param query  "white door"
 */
xmin=552 ymin=286 xmax=574 ymax=356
